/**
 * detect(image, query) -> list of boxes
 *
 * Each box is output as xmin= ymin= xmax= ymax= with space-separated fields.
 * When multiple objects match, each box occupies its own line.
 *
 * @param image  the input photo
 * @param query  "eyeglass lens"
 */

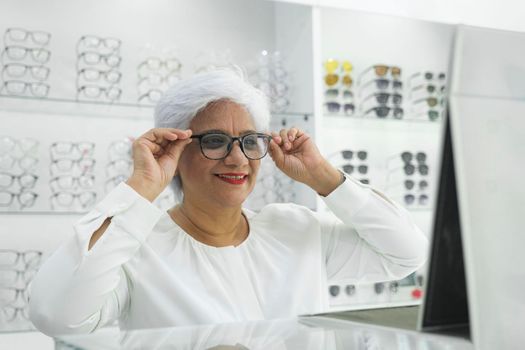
xmin=199 ymin=133 xmax=269 ymax=160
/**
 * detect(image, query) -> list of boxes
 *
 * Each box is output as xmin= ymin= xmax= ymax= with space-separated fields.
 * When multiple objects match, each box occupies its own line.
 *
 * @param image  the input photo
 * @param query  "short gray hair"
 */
xmin=154 ymin=67 xmax=271 ymax=202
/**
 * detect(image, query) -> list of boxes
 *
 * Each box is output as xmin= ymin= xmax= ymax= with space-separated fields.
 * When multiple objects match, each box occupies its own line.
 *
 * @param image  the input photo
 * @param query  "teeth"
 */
xmin=218 ymin=175 xmax=245 ymax=180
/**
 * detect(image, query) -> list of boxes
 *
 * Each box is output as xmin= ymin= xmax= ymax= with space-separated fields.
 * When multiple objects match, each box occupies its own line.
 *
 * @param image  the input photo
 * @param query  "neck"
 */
xmin=170 ymin=197 xmax=248 ymax=247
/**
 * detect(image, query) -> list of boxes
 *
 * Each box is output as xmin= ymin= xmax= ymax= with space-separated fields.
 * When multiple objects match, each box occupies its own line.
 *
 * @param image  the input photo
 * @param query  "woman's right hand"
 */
xmin=126 ymin=128 xmax=192 ymax=202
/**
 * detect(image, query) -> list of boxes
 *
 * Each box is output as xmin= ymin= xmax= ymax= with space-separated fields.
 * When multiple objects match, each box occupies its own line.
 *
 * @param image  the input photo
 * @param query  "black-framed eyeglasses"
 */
xmin=191 ymin=132 xmax=272 ymax=160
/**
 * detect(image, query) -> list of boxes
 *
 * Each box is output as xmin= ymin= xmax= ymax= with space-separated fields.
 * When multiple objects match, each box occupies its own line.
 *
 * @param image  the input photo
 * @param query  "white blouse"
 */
xmin=29 ymin=176 xmax=428 ymax=336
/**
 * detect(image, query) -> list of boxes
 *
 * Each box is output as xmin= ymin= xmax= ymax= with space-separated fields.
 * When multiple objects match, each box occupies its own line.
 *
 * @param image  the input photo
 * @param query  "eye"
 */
xmin=201 ymin=134 xmax=229 ymax=149
xmin=243 ymin=135 xmax=260 ymax=150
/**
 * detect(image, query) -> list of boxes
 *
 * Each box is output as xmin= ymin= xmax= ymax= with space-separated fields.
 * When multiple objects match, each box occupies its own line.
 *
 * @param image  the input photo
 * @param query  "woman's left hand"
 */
xmin=268 ymin=128 xmax=343 ymax=196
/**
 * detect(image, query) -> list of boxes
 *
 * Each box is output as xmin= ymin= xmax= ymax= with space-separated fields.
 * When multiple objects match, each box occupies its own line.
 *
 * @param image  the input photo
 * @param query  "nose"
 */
xmin=223 ymin=140 xmax=249 ymax=166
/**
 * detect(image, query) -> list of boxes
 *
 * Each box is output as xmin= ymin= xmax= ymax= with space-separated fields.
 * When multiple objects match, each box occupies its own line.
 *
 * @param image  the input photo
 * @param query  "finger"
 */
xmin=268 ymin=139 xmax=285 ymax=166
xmin=279 ymin=129 xmax=291 ymax=151
xmin=271 ymin=131 xmax=282 ymax=145
xmin=143 ymin=128 xmax=192 ymax=144
xmin=134 ymin=138 xmax=163 ymax=155
xmin=291 ymin=133 xmax=310 ymax=149
xmin=158 ymin=138 xmax=193 ymax=168
xmin=287 ymin=127 xmax=300 ymax=142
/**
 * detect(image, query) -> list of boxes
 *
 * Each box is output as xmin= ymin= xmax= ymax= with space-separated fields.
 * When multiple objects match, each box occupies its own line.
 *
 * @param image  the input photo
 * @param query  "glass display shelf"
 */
xmin=323 ymin=113 xmax=443 ymax=125
xmin=0 ymin=94 xmax=313 ymax=121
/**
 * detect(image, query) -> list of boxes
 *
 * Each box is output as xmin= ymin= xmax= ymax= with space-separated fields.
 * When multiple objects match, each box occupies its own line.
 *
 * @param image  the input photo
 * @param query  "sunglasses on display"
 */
xmin=4 ymin=28 xmax=51 ymax=46
xmin=404 ymin=193 xmax=429 ymax=206
xmin=342 ymin=164 xmax=368 ymax=175
xmin=416 ymin=110 xmax=441 ymax=121
xmin=365 ymin=106 xmax=404 ymax=119
xmin=3 ymin=45 xmax=51 ymax=64
xmin=339 ymin=150 xmax=367 ymax=161
xmin=400 ymin=151 xmax=427 ymax=163
xmin=412 ymin=96 xmax=443 ymax=108
xmin=190 ymin=132 xmax=272 ymax=160
xmin=324 ymin=73 xmax=353 ymax=87
xmin=403 ymin=163 xmax=429 ymax=176
xmin=361 ymin=65 xmax=401 ymax=79
xmin=2 ymin=80 xmax=50 ymax=98
xmin=2 ymin=63 xmax=50 ymax=81
xmin=324 ymin=89 xmax=353 ymax=100
xmin=404 ymin=179 xmax=429 ymax=191
xmin=410 ymin=83 xmax=446 ymax=95
xmin=324 ymin=102 xmax=355 ymax=115
xmin=407 ymin=71 xmax=446 ymax=89
xmin=362 ymin=92 xmax=402 ymax=105
xmin=361 ymin=78 xmax=403 ymax=92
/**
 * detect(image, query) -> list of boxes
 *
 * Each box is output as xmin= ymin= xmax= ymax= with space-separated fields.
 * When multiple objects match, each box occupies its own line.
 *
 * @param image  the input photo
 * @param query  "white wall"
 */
xmin=266 ymin=0 xmax=525 ymax=33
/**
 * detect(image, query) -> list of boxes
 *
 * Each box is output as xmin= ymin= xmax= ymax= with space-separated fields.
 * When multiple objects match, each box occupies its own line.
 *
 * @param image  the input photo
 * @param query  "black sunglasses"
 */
xmin=190 ymin=132 xmax=272 ymax=160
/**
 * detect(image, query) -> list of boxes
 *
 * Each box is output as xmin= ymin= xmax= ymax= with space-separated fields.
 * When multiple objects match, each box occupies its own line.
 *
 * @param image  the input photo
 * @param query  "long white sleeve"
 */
xmin=320 ymin=175 xmax=429 ymax=283
xmin=29 ymin=182 xmax=163 ymax=336
xmin=28 ymin=175 xmax=429 ymax=335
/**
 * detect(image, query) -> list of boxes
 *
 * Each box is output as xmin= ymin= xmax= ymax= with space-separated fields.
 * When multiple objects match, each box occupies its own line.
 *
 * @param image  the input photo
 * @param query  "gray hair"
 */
xmin=154 ymin=67 xmax=271 ymax=202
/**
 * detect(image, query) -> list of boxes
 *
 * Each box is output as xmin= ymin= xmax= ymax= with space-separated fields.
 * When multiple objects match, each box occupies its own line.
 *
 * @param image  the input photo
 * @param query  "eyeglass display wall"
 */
xmin=314 ymin=7 xmax=454 ymax=310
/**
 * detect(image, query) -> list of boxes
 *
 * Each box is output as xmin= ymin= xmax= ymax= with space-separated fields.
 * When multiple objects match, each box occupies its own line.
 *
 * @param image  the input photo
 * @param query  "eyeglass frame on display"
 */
xmin=77 ymin=84 xmax=122 ymax=101
xmin=49 ymin=174 xmax=96 ymax=192
xmin=0 ymin=172 xmax=38 ymax=189
xmin=4 ymin=28 xmax=51 ymax=46
xmin=2 ymin=45 xmax=51 ymax=64
xmin=0 ymin=250 xmax=43 ymax=269
xmin=357 ymin=64 xmax=402 ymax=85
xmin=1 ymin=80 xmax=50 ymax=98
xmin=50 ymin=190 xmax=97 ymax=210
xmin=1 ymin=63 xmax=50 ymax=81
xmin=365 ymin=106 xmax=404 ymax=119
xmin=50 ymin=158 xmax=96 ymax=175
xmin=0 ymin=155 xmax=39 ymax=172
xmin=359 ymin=78 xmax=403 ymax=96
xmin=0 ymin=190 xmax=38 ymax=209
xmin=76 ymin=35 xmax=121 ymax=54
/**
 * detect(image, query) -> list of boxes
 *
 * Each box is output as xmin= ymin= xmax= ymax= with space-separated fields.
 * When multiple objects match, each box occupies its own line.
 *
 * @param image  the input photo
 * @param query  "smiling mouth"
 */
xmin=215 ymin=173 xmax=248 ymax=185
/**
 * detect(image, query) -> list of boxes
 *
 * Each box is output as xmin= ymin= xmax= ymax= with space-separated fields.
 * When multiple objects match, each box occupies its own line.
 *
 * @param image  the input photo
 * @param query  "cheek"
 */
xmin=177 ymin=147 xmax=202 ymax=178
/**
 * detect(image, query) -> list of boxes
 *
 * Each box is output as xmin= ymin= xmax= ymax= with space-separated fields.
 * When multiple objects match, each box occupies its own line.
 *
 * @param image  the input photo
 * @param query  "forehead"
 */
xmin=190 ymin=100 xmax=256 ymax=134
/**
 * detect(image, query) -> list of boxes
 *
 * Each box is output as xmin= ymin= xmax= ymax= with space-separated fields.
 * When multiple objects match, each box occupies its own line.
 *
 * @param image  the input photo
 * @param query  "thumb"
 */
xmin=268 ymin=140 xmax=285 ymax=167
xmin=159 ymin=138 xmax=192 ymax=169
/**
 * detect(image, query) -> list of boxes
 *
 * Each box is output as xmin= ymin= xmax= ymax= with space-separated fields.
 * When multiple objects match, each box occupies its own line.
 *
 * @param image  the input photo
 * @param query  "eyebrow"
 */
xmin=197 ymin=129 xmax=257 ymax=136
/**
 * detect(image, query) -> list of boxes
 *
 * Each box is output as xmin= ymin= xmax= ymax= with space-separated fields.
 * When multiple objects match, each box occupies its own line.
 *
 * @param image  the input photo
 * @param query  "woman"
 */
xmin=29 ymin=69 xmax=428 ymax=335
